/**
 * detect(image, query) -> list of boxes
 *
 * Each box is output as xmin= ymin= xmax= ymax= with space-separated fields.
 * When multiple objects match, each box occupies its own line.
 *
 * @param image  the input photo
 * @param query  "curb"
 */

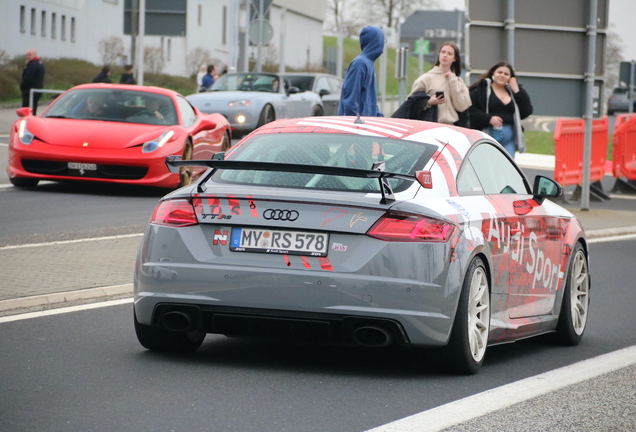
xmin=0 ymin=283 xmax=132 ymax=313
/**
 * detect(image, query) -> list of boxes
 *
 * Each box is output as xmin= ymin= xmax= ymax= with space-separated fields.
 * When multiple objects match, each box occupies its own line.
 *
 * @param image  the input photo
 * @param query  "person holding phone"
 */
xmin=409 ymin=41 xmax=471 ymax=125
xmin=468 ymin=61 xmax=533 ymax=158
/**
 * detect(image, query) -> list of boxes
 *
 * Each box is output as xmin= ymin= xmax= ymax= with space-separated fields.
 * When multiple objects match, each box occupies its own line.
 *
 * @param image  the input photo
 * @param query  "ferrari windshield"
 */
xmin=213 ymin=133 xmax=437 ymax=192
xmin=210 ymin=73 xmax=280 ymax=93
xmin=44 ymin=88 xmax=178 ymax=125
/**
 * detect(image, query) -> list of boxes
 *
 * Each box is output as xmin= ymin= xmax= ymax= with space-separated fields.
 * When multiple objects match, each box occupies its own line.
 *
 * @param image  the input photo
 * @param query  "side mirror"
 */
xmin=319 ymin=89 xmax=330 ymax=97
xmin=532 ymin=175 xmax=562 ymax=204
xmin=287 ymin=86 xmax=300 ymax=95
xmin=16 ymin=107 xmax=32 ymax=117
xmin=194 ymin=116 xmax=217 ymax=133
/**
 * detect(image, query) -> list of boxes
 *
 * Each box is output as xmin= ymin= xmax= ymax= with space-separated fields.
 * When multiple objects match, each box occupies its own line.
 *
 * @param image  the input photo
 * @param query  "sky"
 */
xmin=439 ymin=0 xmax=636 ymax=62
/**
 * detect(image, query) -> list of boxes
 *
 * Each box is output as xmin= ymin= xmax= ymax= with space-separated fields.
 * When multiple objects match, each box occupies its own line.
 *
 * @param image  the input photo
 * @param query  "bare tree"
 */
xmin=185 ymin=47 xmax=213 ymax=77
xmin=98 ymin=36 xmax=125 ymax=66
xmin=144 ymin=47 xmax=165 ymax=75
xmin=604 ymin=28 xmax=625 ymax=96
xmin=366 ymin=0 xmax=439 ymax=29
xmin=324 ymin=0 xmax=365 ymax=37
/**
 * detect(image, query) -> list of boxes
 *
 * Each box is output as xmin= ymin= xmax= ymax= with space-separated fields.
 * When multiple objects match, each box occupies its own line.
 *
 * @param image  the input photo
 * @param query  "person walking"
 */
xmin=410 ymin=41 xmax=471 ymax=126
xmin=119 ymin=64 xmax=137 ymax=85
xmin=337 ymin=25 xmax=385 ymax=117
xmin=199 ymin=65 xmax=216 ymax=92
xmin=468 ymin=61 xmax=533 ymax=158
xmin=20 ymin=49 xmax=46 ymax=115
xmin=92 ymin=66 xmax=113 ymax=83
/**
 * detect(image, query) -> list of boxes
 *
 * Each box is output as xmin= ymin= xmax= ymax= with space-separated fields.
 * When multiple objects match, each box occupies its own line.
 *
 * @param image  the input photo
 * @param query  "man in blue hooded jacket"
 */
xmin=338 ymin=26 xmax=385 ymax=117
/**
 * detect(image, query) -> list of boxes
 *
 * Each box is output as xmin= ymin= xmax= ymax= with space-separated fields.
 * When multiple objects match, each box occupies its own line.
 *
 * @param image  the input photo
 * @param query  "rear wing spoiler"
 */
xmin=165 ymin=155 xmax=417 ymax=203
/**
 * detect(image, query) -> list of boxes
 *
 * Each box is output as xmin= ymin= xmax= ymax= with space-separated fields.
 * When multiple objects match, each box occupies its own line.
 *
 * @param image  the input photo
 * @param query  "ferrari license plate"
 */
xmin=68 ymin=162 xmax=97 ymax=171
xmin=230 ymin=227 xmax=329 ymax=257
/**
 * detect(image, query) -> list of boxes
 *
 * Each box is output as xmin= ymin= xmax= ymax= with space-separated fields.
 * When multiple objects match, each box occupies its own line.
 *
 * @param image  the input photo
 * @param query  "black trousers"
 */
xmin=22 ymin=90 xmax=42 ymax=115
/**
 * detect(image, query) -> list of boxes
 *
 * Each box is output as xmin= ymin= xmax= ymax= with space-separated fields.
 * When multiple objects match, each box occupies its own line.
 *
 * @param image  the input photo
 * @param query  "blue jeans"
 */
xmin=489 ymin=125 xmax=515 ymax=158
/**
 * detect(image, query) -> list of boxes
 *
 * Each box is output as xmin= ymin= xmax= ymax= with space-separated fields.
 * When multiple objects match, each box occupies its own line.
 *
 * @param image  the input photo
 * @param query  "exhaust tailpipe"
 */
xmin=161 ymin=311 xmax=193 ymax=332
xmin=352 ymin=326 xmax=393 ymax=347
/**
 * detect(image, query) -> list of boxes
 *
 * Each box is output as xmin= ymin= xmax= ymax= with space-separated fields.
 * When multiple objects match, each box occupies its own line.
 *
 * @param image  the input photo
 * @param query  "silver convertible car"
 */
xmin=133 ymin=117 xmax=591 ymax=374
xmin=185 ymin=72 xmax=324 ymax=137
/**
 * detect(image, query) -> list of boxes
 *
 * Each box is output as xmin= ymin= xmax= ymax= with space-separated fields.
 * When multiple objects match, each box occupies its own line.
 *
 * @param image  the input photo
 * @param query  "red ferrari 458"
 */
xmin=7 ymin=84 xmax=231 ymax=189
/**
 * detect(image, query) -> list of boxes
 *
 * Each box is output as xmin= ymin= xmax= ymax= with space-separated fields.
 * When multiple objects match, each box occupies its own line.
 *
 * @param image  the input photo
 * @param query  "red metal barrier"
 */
xmin=554 ymin=117 xmax=608 ymax=187
xmin=612 ymin=116 xmax=636 ymax=180
xmin=614 ymin=113 xmax=636 ymax=130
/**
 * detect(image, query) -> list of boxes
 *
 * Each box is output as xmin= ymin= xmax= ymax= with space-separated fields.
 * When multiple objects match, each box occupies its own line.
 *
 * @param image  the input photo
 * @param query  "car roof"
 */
xmin=66 ymin=83 xmax=181 ymax=98
xmin=250 ymin=116 xmax=486 ymax=145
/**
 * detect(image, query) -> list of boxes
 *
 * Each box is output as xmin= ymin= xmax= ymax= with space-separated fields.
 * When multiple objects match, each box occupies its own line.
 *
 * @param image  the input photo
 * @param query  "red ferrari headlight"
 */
xmin=150 ymin=199 xmax=198 ymax=227
xmin=367 ymin=212 xmax=455 ymax=242
xmin=18 ymin=120 xmax=35 ymax=145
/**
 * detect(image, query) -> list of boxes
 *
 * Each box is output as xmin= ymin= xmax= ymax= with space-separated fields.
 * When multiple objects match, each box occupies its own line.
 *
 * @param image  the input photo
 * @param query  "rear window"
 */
xmin=213 ymin=133 xmax=437 ymax=192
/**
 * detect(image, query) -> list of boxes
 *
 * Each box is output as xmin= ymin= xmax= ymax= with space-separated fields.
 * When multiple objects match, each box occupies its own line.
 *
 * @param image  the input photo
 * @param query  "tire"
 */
xmin=221 ymin=131 xmax=232 ymax=152
xmin=555 ymin=243 xmax=590 ymax=345
xmin=134 ymin=310 xmax=205 ymax=353
xmin=256 ymin=104 xmax=275 ymax=128
xmin=311 ymin=105 xmax=324 ymax=116
xmin=445 ymin=256 xmax=490 ymax=374
xmin=178 ymin=139 xmax=193 ymax=188
xmin=10 ymin=177 xmax=39 ymax=188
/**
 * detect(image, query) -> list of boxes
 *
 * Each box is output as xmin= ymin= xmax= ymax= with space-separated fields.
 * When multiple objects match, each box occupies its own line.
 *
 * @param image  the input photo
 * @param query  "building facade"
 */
xmin=0 ymin=0 xmax=326 ymax=76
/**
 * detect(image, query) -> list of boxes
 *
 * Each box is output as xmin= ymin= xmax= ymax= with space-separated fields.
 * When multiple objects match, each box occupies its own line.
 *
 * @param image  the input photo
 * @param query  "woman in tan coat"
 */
xmin=410 ymin=41 xmax=471 ymax=125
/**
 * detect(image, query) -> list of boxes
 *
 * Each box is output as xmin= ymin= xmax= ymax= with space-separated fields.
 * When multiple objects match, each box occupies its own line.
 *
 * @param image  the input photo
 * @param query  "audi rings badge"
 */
xmin=263 ymin=209 xmax=299 ymax=221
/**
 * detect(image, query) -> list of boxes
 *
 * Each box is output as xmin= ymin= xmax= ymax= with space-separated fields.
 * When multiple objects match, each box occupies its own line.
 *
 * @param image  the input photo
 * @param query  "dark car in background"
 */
xmin=607 ymin=86 xmax=634 ymax=115
xmin=281 ymin=73 xmax=343 ymax=116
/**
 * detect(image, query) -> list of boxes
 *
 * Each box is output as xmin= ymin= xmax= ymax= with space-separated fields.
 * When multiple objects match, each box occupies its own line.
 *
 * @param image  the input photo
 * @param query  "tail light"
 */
xmin=151 ymin=199 xmax=198 ymax=227
xmin=367 ymin=212 xmax=455 ymax=243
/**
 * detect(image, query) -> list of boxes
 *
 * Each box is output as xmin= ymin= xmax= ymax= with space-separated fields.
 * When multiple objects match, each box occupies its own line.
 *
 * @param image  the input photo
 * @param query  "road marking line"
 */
xmin=0 ymin=297 xmax=133 ymax=323
xmin=365 ymin=344 xmax=636 ymax=432
xmin=589 ymin=233 xmax=636 ymax=243
xmin=0 ymin=233 xmax=143 ymax=250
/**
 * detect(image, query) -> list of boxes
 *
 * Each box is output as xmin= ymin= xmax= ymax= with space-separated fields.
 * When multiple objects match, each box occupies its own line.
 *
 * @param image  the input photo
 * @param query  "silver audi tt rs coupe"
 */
xmin=133 ymin=116 xmax=591 ymax=374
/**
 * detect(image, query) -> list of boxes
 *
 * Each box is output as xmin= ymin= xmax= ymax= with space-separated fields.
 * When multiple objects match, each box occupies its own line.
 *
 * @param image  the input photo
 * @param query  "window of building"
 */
xmin=71 ymin=17 xmax=76 ymax=42
xmin=222 ymin=6 xmax=227 ymax=45
xmin=198 ymin=4 xmax=202 ymax=26
xmin=31 ymin=8 xmax=37 ymax=35
xmin=51 ymin=13 xmax=57 ymax=39
xmin=41 ymin=11 xmax=46 ymax=36
xmin=61 ymin=15 xmax=66 ymax=40
xmin=20 ymin=6 xmax=26 ymax=33
xmin=167 ymin=39 xmax=172 ymax=61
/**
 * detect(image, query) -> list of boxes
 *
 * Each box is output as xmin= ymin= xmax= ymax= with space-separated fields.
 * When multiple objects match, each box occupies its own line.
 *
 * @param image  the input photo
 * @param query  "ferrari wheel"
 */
xmin=134 ymin=310 xmax=205 ymax=353
xmin=10 ymin=177 xmax=39 ymax=188
xmin=555 ymin=243 xmax=590 ymax=345
xmin=311 ymin=105 xmax=324 ymax=116
xmin=446 ymin=256 xmax=490 ymax=374
xmin=179 ymin=139 xmax=193 ymax=187
xmin=221 ymin=131 xmax=232 ymax=152
xmin=257 ymin=104 xmax=275 ymax=128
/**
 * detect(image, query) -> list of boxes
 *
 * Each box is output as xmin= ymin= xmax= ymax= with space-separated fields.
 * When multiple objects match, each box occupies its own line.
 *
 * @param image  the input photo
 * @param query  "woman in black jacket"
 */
xmin=469 ymin=61 xmax=532 ymax=158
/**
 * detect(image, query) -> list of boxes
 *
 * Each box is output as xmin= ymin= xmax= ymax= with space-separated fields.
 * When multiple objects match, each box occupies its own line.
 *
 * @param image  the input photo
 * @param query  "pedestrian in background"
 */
xmin=196 ymin=64 xmax=207 ymax=88
xmin=338 ymin=25 xmax=385 ymax=117
xmin=119 ymin=64 xmax=137 ymax=85
xmin=410 ymin=41 xmax=471 ymax=126
xmin=20 ymin=49 xmax=45 ymax=115
xmin=468 ymin=61 xmax=533 ymax=158
xmin=199 ymin=65 xmax=216 ymax=92
xmin=92 ymin=66 xmax=113 ymax=83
